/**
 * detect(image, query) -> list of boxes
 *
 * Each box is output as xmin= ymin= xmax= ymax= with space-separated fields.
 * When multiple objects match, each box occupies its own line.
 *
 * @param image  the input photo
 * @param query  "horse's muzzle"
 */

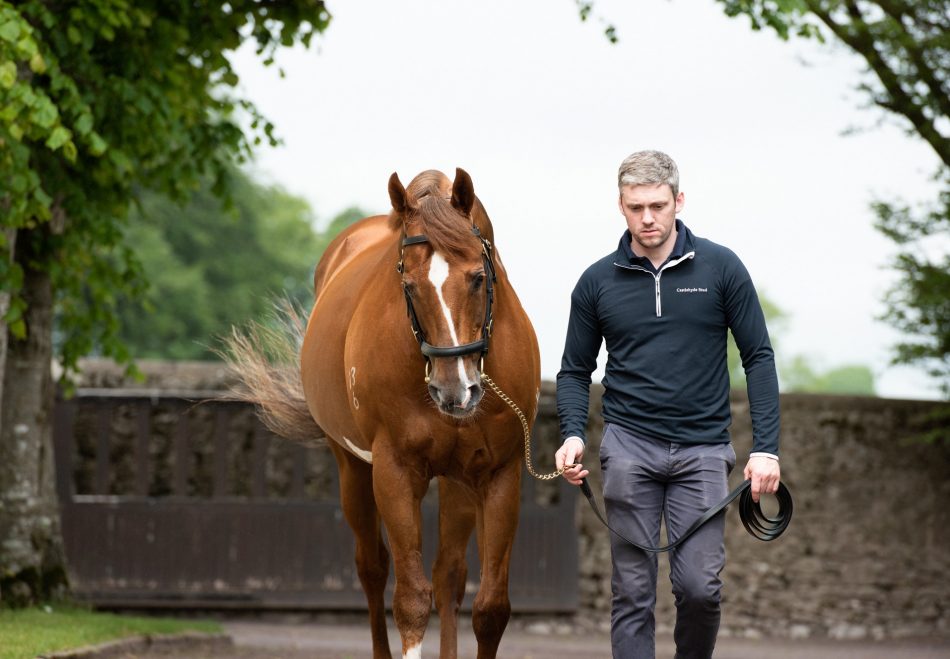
xmin=428 ymin=380 xmax=484 ymax=418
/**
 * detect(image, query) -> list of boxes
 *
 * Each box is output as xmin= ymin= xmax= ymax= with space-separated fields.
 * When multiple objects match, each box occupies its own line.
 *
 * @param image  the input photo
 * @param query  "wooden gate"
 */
xmin=53 ymin=390 xmax=578 ymax=612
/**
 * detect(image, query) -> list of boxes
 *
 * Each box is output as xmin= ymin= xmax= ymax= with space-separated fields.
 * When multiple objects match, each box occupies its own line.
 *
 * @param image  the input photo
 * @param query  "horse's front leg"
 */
xmin=472 ymin=459 xmax=522 ymax=659
xmin=373 ymin=445 xmax=432 ymax=659
xmin=434 ymin=477 xmax=476 ymax=659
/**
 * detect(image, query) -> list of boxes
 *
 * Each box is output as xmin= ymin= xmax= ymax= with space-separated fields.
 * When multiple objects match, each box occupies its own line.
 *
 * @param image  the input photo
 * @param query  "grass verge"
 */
xmin=0 ymin=604 xmax=221 ymax=659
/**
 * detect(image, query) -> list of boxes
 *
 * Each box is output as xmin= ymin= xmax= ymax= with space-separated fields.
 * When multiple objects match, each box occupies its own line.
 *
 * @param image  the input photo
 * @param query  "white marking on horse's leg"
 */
xmin=342 ymin=436 xmax=372 ymax=464
xmin=403 ymin=643 xmax=422 ymax=659
xmin=429 ymin=253 xmax=477 ymax=404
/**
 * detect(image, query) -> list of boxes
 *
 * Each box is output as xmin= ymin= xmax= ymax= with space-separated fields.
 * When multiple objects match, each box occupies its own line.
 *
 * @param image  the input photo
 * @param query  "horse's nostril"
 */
xmin=468 ymin=383 xmax=482 ymax=401
xmin=427 ymin=384 xmax=441 ymax=404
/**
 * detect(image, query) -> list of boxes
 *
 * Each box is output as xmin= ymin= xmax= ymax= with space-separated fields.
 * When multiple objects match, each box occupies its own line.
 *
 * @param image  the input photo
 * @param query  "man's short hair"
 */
xmin=617 ymin=150 xmax=679 ymax=197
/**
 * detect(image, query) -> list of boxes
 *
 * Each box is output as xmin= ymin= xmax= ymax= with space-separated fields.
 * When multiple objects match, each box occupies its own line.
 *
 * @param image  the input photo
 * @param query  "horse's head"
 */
xmin=389 ymin=168 xmax=494 ymax=419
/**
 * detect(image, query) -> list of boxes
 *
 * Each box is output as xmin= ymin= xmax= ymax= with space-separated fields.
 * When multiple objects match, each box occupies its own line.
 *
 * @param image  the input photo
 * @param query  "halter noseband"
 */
xmin=397 ymin=225 xmax=496 ymax=365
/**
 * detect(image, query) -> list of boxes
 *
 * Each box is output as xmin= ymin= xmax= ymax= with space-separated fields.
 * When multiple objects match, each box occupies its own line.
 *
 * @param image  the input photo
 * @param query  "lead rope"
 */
xmin=479 ymin=371 xmax=793 ymax=550
xmin=480 ymin=372 xmax=565 ymax=481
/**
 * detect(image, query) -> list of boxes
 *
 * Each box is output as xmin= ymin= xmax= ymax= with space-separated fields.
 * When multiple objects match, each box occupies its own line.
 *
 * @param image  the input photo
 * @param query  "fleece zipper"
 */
xmin=614 ymin=251 xmax=695 ymax=317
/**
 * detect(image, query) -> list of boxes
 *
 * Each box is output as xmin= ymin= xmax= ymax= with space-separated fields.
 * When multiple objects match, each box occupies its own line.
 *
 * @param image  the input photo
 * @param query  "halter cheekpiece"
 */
xmin=397 ymin=225 xmax=496 ymax=365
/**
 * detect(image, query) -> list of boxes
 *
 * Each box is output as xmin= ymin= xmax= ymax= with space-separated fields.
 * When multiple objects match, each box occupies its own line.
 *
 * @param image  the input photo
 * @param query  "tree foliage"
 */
xmin=718 ymin=1 xmax=949 ymax=167
xmin=715 ymin=0 xmax=950 ymax=395
xmin=0 ymin=0 xmax=330 ymax=606
xmin=782 ymin=356 xmax=877 ymax=395
xmin=0 ymin=0 xmax=330 ymax=374
xmin=872 ymin=188 xmax=950 ymax=393
xmin=115 ymin=171 xmax=365 ymax=360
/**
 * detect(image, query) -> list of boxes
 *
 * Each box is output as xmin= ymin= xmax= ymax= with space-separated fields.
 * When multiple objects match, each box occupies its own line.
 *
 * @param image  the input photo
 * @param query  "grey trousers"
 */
xmin=599 ymin=423 xmax=736 ymax=659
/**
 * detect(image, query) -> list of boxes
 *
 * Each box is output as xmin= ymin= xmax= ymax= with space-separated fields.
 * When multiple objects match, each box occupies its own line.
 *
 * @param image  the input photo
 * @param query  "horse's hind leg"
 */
xmin=433 ymin=477 xmax=476 ymax=659
xmin=329 ymin=441 xmax=392 ymax=659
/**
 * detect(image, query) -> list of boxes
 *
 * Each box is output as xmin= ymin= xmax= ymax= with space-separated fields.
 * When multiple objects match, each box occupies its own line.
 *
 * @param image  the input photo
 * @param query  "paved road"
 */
xmin=123 ymin=616 xmax=950 ymax=659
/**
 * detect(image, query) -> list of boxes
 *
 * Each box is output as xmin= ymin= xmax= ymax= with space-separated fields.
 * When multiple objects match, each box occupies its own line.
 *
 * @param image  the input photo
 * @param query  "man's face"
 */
xmin=618 ymin=183 xmax=685 ymax=253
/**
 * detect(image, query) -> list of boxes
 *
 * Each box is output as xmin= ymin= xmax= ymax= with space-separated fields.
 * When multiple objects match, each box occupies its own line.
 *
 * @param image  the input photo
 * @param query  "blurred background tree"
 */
xmin=718 ymin=0 xmax=950 ymax=397
xmin=782 ymin=356 xmax=876 ymax=395
xmin=727 ymin=294 xmax=878 ymax=394
xmin=111 ymin=167 xmax=365 ymax=360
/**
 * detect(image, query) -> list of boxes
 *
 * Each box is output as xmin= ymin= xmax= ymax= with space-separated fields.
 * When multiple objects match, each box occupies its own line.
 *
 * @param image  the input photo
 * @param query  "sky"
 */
xmin=230 ymin=0 xmax=944 ymax=400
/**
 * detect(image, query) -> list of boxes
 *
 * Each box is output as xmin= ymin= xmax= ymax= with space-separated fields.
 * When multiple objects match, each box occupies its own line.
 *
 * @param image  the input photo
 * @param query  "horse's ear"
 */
xmin=389 ymin=172 xmax=408 ymax=216
xmin=451 ymin=168 xmax=475 ymax=216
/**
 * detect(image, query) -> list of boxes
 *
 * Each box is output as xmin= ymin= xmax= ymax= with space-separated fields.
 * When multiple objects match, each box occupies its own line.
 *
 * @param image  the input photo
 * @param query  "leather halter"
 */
xmin=397 ymin=225 xmax=496 ymax=361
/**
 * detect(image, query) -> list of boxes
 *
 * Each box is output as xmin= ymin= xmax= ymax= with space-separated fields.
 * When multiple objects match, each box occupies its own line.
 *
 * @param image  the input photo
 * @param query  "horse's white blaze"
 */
xmin=428 ymin=253 xmax=458 ymax=344
xmin=428 ymin=252 xmax=475 ymax=399
xmin=343 ymin=436 xmax=372 ymax=464
xmin=404 ymin=644 xmax=422 ymax=659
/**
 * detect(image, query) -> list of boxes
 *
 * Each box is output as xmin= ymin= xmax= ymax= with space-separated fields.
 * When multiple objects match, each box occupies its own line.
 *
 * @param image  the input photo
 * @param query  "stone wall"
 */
xmin=72 ymin=359 xmax=950 ymax=640
xmin=535 ymin=384 xmax=950 ymax=642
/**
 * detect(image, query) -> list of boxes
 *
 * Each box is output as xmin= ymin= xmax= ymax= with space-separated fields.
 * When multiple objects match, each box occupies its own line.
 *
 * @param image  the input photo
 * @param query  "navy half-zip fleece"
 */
xmin=556 ymin=220 xmax=780 ymax=455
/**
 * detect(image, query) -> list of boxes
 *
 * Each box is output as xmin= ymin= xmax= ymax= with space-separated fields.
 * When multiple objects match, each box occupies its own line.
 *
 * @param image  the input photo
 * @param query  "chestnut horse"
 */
xmin=227 ymin=168 xmax=540 ymax=658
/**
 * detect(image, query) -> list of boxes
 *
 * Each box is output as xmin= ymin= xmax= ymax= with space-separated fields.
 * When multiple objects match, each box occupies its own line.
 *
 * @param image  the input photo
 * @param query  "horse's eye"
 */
xmin=470 ymin=273 xmax=485 ymax=293
xmin=403 ymin=281 xmax=417 ymax=297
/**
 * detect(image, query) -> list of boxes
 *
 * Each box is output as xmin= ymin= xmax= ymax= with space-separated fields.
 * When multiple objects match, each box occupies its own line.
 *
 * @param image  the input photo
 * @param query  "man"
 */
xmin=554 ymin=150 xmax=781 ymax=659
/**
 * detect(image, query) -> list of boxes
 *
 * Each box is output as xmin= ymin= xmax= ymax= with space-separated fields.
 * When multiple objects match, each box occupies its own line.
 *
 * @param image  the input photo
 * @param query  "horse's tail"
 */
xmin=219 ymin=301 xmax=325 ymax=446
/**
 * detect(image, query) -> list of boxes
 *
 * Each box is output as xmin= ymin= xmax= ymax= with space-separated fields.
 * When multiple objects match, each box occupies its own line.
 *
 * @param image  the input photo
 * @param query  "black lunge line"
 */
xmin=578 ymin=477 xmax=793 ymax=554
xmin=483 ymin=374 xmax=793 ymax=549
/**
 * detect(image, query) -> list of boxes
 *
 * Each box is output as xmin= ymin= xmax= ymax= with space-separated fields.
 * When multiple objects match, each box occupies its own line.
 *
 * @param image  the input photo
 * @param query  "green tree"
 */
xmin=0 ymin=1 xmax=330 ymax=605
xmin=782 ymin=356 xmax=877 ymax=395
xmin=714 ymin=1 xmax=950 ymax=394
xmin=726 ymin=294 xmax=879 ymax=394
xmin=116 ymin=174 xmax=365 ymax=360
xmin=872 ymin=190 xmax=950 ymax=395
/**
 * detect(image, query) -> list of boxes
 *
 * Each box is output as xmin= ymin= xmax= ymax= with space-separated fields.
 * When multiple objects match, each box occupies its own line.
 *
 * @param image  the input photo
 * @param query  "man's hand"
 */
xmin=744 ymin=455 xmax=781 ymax=503
xmin=555 ymin=437 xmax=589 ymax=486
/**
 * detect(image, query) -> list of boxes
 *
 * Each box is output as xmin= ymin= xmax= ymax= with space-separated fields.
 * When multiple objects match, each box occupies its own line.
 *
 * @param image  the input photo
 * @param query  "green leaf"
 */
xmin=0 ymin=98 xmax=18 ymax=121
xmin=88 ymin=132 xmax=107 ymax=156
xmin=66 ymin=25 xmax=81 ymax=44
xmin=0 ymin=20 xmax=20 ymax=43
xmin=31 ymin=97 xmax=58 ymax=128
xmin=16 ymin=35 xmax=37 ymax=58
xmin=8 ymin=318 xmax=26 ymax=339
xmin=29 ymin=52 xmax=46 ymax=74
xmin=75 ymin=112 xmax=93 ymax=136
xmin=3 ymin=303 xmax=22 ymax=324
xmin=45 ymin=125 xmax=70 ymax=150
xmin=33 ymin=185 xmax=52 ymax=208
xmin=62 ymin=140 xmax=77 ymax=162
xmin=9 ymin=173 xmax=27 ymax=193
xmin=0 ymin=61 xmax=17 ymax=89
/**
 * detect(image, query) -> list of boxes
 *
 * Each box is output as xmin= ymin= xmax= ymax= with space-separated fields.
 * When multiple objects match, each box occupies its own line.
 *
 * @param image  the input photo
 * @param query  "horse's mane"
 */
xmin=393 ymin=170 xmax=482 ymax=259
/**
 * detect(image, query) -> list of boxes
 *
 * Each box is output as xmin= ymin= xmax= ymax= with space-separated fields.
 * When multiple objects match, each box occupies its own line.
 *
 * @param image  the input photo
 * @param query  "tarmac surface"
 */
xmin=109 ymin=615 xmax=950 ymax=659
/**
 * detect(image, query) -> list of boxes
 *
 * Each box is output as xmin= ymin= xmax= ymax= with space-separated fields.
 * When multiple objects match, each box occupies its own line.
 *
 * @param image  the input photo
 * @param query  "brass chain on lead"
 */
xmin=480 ymin=372 xmax=566 ymax=481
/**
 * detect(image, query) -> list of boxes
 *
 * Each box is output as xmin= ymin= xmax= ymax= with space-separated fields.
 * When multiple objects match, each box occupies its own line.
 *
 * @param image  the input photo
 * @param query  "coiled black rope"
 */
xmin=578 ymin=478 xmax=792 ymax=553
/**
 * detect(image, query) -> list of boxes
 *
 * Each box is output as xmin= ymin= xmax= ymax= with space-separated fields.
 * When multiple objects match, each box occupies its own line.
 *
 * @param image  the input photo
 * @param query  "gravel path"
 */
xmin=99 ymin=617 xmax=950 ymax=659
